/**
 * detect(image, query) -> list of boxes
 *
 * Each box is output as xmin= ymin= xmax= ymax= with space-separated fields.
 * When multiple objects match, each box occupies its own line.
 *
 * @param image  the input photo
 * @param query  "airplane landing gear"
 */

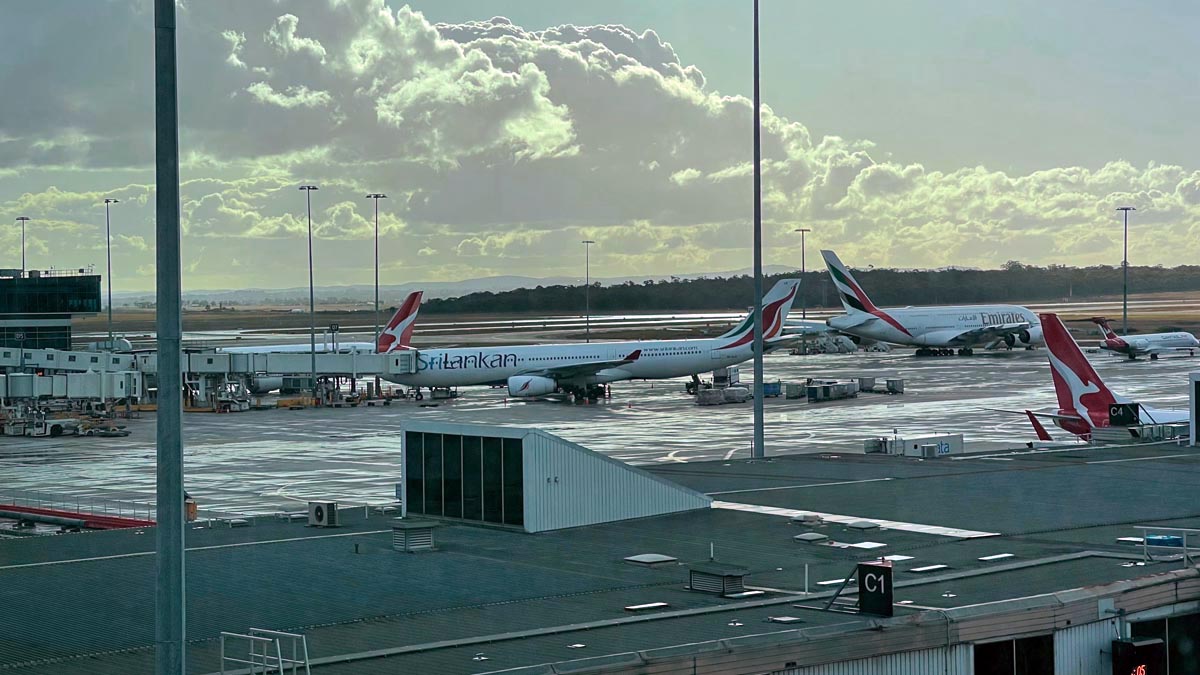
xmin=956 ymin=348 xmax=974 ymax=356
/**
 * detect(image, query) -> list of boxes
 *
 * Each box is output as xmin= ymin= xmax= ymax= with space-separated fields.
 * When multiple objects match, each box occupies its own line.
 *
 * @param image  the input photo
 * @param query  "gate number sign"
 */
xmin=857 ymin=561 xmax=894 ymax=617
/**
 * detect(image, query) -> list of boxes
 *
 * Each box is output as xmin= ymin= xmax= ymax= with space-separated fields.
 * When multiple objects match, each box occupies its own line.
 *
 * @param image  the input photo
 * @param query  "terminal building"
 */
xmin=0 ymin=268 xmax=100 ymax=350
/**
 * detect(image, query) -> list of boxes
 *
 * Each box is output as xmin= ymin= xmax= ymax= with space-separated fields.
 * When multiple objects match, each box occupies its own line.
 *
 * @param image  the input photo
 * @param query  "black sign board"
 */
xmin=329 ymin=323 xmax=340 ymax=333
xmin=1112 ymin=638 xmax=1165 ymax=675
xmin=1109 ymin=403 xmax=1141 ymax=427
xmin=856 ymin=561 xmax=893 ymax=617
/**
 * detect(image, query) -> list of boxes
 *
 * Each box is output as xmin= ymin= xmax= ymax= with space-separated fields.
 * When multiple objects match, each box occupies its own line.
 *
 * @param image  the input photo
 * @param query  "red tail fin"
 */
xmin=376 ymin=291 xmax=423 ymax=353
xmin=1041 ymin=313 xmax=1121 ymax=428
xmin=1090 ymin=317 xmax=1120 ymax=340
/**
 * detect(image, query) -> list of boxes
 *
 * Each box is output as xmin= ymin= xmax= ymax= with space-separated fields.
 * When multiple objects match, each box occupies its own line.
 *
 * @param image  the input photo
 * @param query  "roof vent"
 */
xmin=391 ymin=518 xmax=439 ymax=552
xmin=688 ymin=561 xmax=749 ymax=596
xmin=847 ymin=520 xmax=880 ymax=531
xmin=790 ymin=513 xmax=824 ymax=526
xmin=624 ymin=553 xmax=678 ymax=568
xmin=793 ymin=532 xmax=828 ymax=544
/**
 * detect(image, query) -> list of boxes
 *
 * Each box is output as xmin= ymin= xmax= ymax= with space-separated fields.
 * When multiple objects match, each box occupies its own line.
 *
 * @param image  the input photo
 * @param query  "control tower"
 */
xmin=0 ymin=268 xmax=101 ymax=349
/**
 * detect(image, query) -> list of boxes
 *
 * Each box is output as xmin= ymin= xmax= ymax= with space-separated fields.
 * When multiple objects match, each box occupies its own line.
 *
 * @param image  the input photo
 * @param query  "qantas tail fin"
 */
xmin=717 ymin=279 xmax=800 ymax=347
xmin=1041 ymin=313 xmax=1125 ymax=424
xmin=821 ymin=250 xmax=878 ymax=315
xmin=376 ymin=291 xmax=423 ymax=353
xmin=1090 ymin=317 xmax=1120 ymax=340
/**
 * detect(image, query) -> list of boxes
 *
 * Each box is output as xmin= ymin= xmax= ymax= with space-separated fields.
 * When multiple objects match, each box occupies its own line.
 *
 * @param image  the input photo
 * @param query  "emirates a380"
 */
xmin=820 ymin=250 xmax=1044 ymax=355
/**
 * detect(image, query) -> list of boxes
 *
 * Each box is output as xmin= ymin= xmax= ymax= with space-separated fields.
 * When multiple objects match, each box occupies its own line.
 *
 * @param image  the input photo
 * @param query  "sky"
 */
xmin=2 ymin=0 xmax=1199 ymax=292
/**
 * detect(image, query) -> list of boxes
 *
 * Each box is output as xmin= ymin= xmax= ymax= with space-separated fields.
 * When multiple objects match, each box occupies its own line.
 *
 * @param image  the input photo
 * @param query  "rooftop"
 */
xmin=1 ymin=441 xmax=1199 ymax=674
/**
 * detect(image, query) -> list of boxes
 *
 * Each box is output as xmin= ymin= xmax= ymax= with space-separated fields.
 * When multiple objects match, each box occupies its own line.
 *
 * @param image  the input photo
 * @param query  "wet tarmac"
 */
xmin=0 ymin=349 xmax=1194 ymax=516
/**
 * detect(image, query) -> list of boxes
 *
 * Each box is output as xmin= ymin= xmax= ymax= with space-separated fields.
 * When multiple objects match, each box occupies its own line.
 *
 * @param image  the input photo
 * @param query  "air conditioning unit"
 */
xmin=308 ymin=501 xmax=339 ymax=527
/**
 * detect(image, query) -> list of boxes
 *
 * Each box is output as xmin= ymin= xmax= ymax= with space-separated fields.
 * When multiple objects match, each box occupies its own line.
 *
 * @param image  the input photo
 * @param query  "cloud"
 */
xmin=0 ymin=1 xmax=1198 ymax=292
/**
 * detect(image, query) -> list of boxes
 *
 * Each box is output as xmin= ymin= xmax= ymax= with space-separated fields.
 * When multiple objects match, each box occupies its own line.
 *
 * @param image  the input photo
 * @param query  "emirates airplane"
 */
xmin=821 ymin=250 xmax=1043 ymax=356
xmin=1091 ymin=317 xmax=1199 ymax=360
xmin=385 ymin=279 xmax=801 ymax=401
xmin=996 ymin=313 xmax=1188 ymax=441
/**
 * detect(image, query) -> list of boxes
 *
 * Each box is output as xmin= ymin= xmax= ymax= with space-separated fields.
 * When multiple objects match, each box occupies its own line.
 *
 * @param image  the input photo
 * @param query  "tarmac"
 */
xmin=0 ymin=348 xmax=1196 ymax=515
xmin=1 ymin=441 xmax=1198 ymax=674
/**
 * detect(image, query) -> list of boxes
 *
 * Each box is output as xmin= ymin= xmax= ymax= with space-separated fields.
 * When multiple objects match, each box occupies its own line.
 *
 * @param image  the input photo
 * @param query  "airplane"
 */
xmin=220 ymin=291 xmax=423 ymax=356
xmin=820 ymin=250 xmax=1043 ymax=356
xmin=220 ymin=291 xmax=422 ymax=393
xmin=384 ymin=279 xmax=801 ymax=402
xmin=993 ymin=313 xmax=1189 ymax=441
xmin=1090 ymin=317 xmax=1199 ymax=361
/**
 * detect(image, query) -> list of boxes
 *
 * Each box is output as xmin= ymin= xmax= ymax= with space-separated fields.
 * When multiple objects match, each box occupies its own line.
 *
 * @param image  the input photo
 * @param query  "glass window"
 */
xmin=462 ymin=436 xmax=483 ymax=521
xmin=482 ymin=437 xmax=503 ymax=524
xmin=405 ymin=431 xmax=424 ymax=515
xmin=974 ymin=640 xmax=1014 ymax=675
xmin=423 ymin=433 xmax=443 ymax=516
xmin=1168 ymin=612 xmax=1200 ymax=675
xmin=442 ymin=434 xmax=463 ymax=519
xmin=502 ymin=438 xmax=523 ymax=526
xmin=1014 ymin=635 xmax=1053 ymax=675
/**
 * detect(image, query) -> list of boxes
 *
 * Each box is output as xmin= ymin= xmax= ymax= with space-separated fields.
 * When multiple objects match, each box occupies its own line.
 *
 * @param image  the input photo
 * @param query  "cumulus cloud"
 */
xmin=0 ymin=1 xmax=1198 ymax=291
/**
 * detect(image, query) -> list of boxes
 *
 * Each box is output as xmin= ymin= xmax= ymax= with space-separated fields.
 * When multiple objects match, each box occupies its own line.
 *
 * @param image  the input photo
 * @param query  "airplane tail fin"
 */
xmin=1041 ymin=313 xmax=1124 ymax=420
xmin=821 ymin=249 xmax=878 ymax=315
xmin=717 ymin=279 xmax=801 ymax=346
xmin=1090 ymin=317 xmax=1120 ymax=340
xmin=376 ymin=291 xmax=423 ymax=353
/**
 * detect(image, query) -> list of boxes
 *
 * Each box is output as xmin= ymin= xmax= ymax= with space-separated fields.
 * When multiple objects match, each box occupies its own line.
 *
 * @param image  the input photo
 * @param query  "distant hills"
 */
xmin=112 ymin=265 xmax=799 ymax=306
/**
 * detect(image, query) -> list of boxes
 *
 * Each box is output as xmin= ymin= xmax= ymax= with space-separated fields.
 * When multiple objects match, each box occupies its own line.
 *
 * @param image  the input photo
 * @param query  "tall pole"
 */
xmin=751 ymin=0 xmax=766 ymax=459
xmin=15 ymin=217 xmax=29 ymax=275
xmin=105 ymin=199 xmax=119 ymax=346
xmin=366 ymin=194 xmax=387 ymax=342
xmin=794 ymin=228 xmax=811 ymax=319
xmin=582 ymin=240 xmax=595 ymax=342
xmin=1117 ymin=206 xmax=1135 ymax=334
xmin=154 ymin=0 xmax=186 ymax=672
xmin=300 ymin=185 xmax=319 ymax=402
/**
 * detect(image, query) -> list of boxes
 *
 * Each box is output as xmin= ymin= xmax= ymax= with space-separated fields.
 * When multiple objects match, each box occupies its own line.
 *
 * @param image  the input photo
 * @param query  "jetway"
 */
xmin=133 ymin=350 xmax=418 ymax=378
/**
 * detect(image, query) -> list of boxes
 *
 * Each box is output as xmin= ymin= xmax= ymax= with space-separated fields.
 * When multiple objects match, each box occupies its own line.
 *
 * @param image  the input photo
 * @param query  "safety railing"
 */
xmin=220 ymin=629 xmax=310 ymax=675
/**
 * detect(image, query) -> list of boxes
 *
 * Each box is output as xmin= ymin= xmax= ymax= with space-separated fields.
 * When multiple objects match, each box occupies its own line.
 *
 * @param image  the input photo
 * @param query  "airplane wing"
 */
xmin=935 ymin=322 xmax=1030 ymax=347
xmin=983 ymin=407 xmax=1084 ymax=423
xmin=522 ymin=349 xmax=642 ymax=380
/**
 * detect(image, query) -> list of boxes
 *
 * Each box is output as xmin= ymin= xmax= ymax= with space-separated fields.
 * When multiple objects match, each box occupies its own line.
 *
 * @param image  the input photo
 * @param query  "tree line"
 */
xmin=421 ymin=262 xmax=1200 ymax=314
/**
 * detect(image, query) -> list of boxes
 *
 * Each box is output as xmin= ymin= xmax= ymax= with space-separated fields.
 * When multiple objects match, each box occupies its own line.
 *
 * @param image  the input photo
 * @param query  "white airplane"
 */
xmin=220 ymin=292 xmax=422 ymax=393
xmin=820 ymin=250 xmax=1043 ymax=356
xmin=1091 ymin=317 xmax=1199 ymax=361
xmin=385 ymin=279 xmax=801 ymax=401
xmin=994 ymin=313 xmax=1188 ymax=441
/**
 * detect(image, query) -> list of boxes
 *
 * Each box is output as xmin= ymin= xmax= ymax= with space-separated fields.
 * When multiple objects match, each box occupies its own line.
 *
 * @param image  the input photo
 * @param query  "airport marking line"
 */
xmin=710 ymin=500 xmax=1000 ymax=539
xmin=706 ymin=477 xmax=894 ymax=496
xmin=1085 ymin=453 xmax=1200 ymax=465
xmin=0 ymin=529 xmax=391 ymax=571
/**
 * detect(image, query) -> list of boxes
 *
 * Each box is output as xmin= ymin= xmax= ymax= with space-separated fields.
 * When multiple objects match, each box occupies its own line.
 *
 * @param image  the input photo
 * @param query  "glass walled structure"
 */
xmin=0 ymin=272 xmax=100 ymax=350
xmin=404 ymin=429 xmax=524 ymax=528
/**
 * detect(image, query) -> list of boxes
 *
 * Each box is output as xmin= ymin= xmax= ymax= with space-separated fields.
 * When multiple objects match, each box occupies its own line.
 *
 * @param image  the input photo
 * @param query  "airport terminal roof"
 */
xmin=2 ymin=442 xmax=1199 ymax=674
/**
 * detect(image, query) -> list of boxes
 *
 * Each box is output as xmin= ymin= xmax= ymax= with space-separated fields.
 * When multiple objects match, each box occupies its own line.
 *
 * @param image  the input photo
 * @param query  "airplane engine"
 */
xmin=1017 ymin=326 xmax=1042 ymax=346
xmin=248 ymin=376 xmax=283 ymax=394
xmin=508 ymin=375 xmax=557 ymax=397
xmin=1003 ymin=333 xmax=1017 ymax=347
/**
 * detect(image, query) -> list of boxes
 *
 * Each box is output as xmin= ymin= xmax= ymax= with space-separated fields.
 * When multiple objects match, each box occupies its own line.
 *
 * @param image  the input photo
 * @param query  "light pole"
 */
xmin=299 ymin=185 xmax=319 ymax=403
xmin=104 ymin=199 xmax=119 ymax=346
xmin=582 ymin=239 xmax=595 ymax=342
xmin=366 ymin=194 xmax=387 ymax=343
xmin=14 ymin=217 xmax=29 ymax=275
xmin=751 ymin=0 xmax=765 ymax=459
xmin=794 ymin=227 xmax=811 ymax=319
xmin=1116 ymin=206 xmax=1135 ymax=334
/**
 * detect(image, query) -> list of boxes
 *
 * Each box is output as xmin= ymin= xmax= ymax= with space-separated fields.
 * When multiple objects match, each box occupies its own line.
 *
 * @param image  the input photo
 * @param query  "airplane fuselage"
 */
xmin=387 ymin=337 xmax=756 ymax=388
xmin=1099 ymin=332 xmax=1200 ymax=357
xmin=828 ymin=304 xmax=1041 ymax=348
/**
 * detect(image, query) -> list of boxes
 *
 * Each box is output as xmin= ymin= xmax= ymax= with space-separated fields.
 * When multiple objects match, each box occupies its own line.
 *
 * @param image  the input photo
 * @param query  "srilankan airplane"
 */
xmin=993 ymin=313 xmax=1189 ymax=442
xmin=820 ymin=250 xmax=1043 ymax=356
xmin=383 ymin=279 xmax=801 ymax=402
xmin=1091 ymin=317 xmax=1199 ymax=361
